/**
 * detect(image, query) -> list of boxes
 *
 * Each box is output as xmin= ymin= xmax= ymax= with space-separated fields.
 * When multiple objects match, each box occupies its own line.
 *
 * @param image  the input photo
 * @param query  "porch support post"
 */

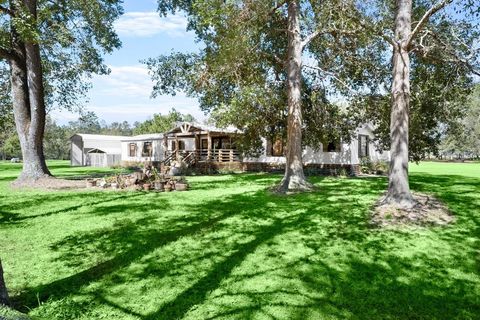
xmin=207 ymin=131 xmax=212 ymax=161
xmin=163 ymin=135 xmax=168 ymax=159
xmin=175 ymin=135 xmax=179 ymax=160
xmin=194 ymin=133 xmax=199 ymax=161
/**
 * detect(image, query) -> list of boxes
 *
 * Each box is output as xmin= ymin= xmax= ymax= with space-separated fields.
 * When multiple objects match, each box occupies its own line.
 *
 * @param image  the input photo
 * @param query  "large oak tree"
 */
xmin=351 ymin=0 xmax=479 ymax=208
xmin=150 ymin=0 xmax=383 ymax=192
xmin=0 ymin=0 xmax=122 ymax=181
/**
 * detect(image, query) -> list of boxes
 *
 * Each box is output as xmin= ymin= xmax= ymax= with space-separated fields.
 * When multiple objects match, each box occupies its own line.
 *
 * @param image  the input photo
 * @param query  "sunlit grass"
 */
xmin=1 ymin=161 xmax=479 ymax=319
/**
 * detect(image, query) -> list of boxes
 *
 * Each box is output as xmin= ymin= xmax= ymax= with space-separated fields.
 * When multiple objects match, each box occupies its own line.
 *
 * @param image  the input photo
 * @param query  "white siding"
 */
xmin=70 ymin=135 xmax=83 ymax=166
xmin=121 ymin=140 xmax=164 ymax=162
xmin=302 ymin=144 xmax=353 ymax=165
xmin=351 ymin=126 xmax=390 ymax=164
xmin=165 ymin=137 xmax=195 ymax=151
xmin=82 ymin=139 xmax=122 ymax=152
xmin=244 ymin=125 xmax=390 ymax=165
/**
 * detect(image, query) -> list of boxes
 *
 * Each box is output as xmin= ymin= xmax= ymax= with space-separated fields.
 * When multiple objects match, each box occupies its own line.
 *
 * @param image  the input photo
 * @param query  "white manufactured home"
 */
xmin=246 ymin=125 xmax=388 ymax=165
xmin=121 ymin=133 xmax=164 ymax=163
xmin=70 ymin=122 xmax=389 ymax=173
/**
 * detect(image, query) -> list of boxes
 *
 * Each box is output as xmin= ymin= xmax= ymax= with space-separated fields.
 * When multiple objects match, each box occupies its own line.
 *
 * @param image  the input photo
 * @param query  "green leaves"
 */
xmin=133 ymin=108 xmax=196 ymax=135
xmin=0 ymin=0 xmax=123 ymax=112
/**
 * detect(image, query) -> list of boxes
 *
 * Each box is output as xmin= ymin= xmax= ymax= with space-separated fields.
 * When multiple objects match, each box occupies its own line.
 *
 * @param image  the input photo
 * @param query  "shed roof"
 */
xmin=71 ymin=133 xmax=128 ymax=141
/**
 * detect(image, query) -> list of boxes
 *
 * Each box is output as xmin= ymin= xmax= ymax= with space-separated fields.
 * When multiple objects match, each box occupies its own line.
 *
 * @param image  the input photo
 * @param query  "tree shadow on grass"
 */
xmin=0 ymin=191 xmax=146 ymax=224
xmin=10 ymin=173 xmax=480 ymax=319
xmin=23 ymin=177 xmax=380 ymax=318
xmin=12 ymin=208 xmax=232 ymax=312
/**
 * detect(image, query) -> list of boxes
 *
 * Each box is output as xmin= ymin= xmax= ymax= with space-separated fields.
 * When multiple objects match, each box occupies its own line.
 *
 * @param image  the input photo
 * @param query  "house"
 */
xmin=163 ymin=122 xmax=240 ymax=165
xmin=70 ymin=133 xmax=126 ymax=167
xmin=121 ymin=133 xmax=164 ymax=163
xmin=243 ymin=124 xmax=390 ymax=174
xmin=70 ymin=122 xmax=389 ymax=173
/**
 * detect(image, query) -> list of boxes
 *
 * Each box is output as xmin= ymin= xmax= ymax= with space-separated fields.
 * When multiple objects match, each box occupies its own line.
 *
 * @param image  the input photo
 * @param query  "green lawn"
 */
xmin=1 ymin=161 xmax=479 ymax=320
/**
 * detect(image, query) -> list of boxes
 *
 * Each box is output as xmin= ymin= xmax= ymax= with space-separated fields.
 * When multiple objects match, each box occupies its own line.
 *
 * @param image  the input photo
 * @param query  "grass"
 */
xmin=1 ymin=160 xmax=479 ymax=320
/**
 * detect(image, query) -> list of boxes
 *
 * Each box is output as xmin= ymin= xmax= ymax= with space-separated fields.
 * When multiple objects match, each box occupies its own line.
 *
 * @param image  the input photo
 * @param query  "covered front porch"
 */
xmin=163 ymin=122 xmax=241 ymax=166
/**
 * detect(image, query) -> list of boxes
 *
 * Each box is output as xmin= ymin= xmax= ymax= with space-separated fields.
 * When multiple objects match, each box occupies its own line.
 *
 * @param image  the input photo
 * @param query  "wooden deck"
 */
xmin=165 ymin=149 xmax=241 ymax=166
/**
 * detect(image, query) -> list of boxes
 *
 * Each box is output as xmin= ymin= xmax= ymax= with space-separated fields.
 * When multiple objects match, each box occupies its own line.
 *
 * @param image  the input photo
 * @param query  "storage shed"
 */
xmin=70 ymin=133 xmax=127 ymax=167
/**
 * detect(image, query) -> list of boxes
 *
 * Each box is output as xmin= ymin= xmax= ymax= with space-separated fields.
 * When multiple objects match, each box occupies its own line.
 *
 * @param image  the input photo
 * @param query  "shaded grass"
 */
xmin=0 ymin=161 xmax=479 ymax=319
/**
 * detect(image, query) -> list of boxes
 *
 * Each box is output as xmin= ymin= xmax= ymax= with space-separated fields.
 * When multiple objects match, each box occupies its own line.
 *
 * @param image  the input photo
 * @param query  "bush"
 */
xmin=360 ymin=157 xmax=388 ymax=175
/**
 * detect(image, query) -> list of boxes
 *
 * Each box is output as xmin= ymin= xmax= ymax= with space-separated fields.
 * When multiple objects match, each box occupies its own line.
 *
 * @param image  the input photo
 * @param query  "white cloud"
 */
xmin=114 ymin=12 xmax=189 ymax=37
xmin=93 ymin=65 xmax=152 ymax=97
xmin=87 ymin=95 xmax=204 ymax=124
xmin=50 ymin=63 xmax=204 ymax=125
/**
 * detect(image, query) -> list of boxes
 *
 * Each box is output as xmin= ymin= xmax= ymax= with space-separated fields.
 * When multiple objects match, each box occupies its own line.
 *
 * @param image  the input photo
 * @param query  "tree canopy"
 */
xmin=133 ymin=108 xmax=196 ymax=135
xmin=0 ymin=0 xmax=123 ymax=180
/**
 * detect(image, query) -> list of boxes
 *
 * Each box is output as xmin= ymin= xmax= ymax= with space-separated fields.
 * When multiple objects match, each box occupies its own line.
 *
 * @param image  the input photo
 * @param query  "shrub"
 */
xmin=360 ymin=157 xmax=388 ymax=175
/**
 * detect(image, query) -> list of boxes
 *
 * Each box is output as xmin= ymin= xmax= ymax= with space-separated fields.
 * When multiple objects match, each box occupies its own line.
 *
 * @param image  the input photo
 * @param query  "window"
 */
xmin=129 ymin=143 xmax=137 ymax=157
xmin=171 ymin=140 xmax=185 ymax=150
xmin=201 ymin=139 xmax=208 ymax=150
xmin=142 ymin=141 xmax=152 ymax=157
xmin=178 ymin=140 xmax=185 ymax=150
xmin=322 ymin=140 xmax=341 ymax=152
xmin=358 ymin=134 xmax=369 ymax=158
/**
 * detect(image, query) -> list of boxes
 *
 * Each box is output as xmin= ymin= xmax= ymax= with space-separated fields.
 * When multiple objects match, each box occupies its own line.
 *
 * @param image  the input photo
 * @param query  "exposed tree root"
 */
xmin=372 ymin=193 xmax=454 ymax=227
xmin=275 ymin=175 xmax=314 ymax=194
xmin=11 ymin=176 xmax=84 ymax=190
xmin=379 ymin=193 xmax=417 ymax=210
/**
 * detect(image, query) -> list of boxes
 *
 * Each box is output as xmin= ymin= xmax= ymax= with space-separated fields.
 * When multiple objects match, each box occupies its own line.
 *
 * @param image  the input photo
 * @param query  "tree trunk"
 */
xmin=0 ymin=259 xmax=9 ymax=306
xmin=384 ymin=0 xmax=415 ymax=208
xmin=10 ymin=0 xmax=51 ymax=182
xmin=277 ymin=0 xmax=312 ymax=193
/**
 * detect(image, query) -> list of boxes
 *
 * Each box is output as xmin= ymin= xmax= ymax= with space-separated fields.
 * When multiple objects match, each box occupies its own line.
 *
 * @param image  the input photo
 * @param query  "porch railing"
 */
xmin=165 ymin=149 xmax=240 ymax=163
xmin=198 ymin=149 xmax=240 ymax=162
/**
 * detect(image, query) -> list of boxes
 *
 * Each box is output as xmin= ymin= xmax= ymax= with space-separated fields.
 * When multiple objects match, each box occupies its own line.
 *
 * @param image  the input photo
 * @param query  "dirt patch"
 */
xmin=10 ymin=177 xmax=85 ymax=190
xmin=372 ymin=193 xmax=455 ymax=227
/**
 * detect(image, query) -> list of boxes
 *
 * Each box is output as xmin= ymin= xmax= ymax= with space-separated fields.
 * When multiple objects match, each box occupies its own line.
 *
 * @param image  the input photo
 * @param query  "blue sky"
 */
xmin=51 ymin=0 xmax=203 ymax=125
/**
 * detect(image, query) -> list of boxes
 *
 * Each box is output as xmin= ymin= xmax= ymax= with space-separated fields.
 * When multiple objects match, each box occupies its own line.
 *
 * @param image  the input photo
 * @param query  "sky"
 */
xmin=51 ymin=0 xmax=203 ymax=125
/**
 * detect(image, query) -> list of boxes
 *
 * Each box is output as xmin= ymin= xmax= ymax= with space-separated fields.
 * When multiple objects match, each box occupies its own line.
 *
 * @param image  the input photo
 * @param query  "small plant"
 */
xmin=360 ymin=157 xmax=373 ymax=174
xmin=374 ymin=161 xmax=389 ymax=175
xmin=360 ymin=158 xmax=388 ymax=175
xmin=151 ymin=167 xmax=164 ymax=182
xmin=105 ymin=176 xmax=117 ymax=184
xmin=338 ymin=167 xmax=348 ymax=177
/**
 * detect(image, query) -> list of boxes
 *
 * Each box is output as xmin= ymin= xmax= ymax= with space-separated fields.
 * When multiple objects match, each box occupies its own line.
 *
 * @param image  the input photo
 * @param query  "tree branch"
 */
xmin=414 ymin=30 xmax=480 ymax=76
xmin=303 ymin=64 xmax=356 ymax=93
xmin=269 ymin=0 xmax=287 ymax=16
xmin=301 ymin=29 xmax=321 ymax=49
xmin=0 ymin=48 xmax=18 ymax=62
xmin=0 ymin=5 xmax=14 ymax=17
xmin=350 ymin=15 xmax=395 ymax=47
xmin=260 ymin=51 xmax=286 ymax=66
xmin=407 ymin=0 xmax=452 ymax=47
